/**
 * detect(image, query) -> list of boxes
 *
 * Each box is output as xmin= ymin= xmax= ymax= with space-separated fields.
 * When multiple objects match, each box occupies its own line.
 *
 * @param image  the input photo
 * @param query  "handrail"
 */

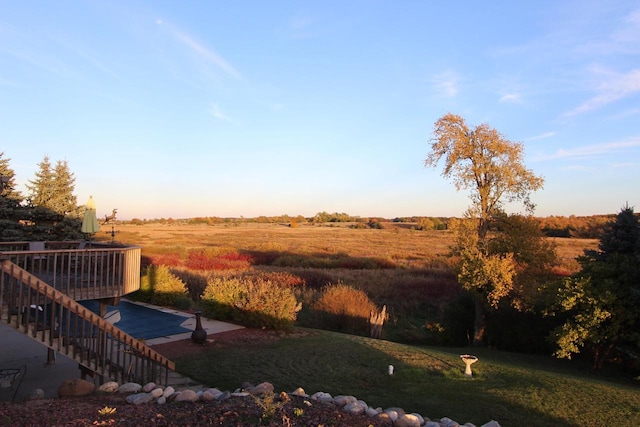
xmin=0 ymin=244 xmax=140 ymax=302
xmin=0 ymin=257 xmax=175 ymax=385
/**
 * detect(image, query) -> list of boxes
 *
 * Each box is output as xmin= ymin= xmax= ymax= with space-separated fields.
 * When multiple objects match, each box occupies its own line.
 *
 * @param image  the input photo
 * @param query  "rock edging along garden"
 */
xmin=57 ymin=378 xmax=501 ymax=427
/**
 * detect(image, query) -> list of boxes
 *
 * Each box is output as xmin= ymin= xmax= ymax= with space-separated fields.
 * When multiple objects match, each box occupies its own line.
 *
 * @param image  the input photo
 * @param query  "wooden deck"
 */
xmin=0 ymin=241 xmax=140 ymax=302
xmin=0 ymin=242 xmax=175 ymax=386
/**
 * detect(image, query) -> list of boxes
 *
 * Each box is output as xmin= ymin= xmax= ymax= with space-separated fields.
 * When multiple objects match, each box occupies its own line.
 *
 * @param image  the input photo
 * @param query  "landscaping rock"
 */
xmin=126 ymin=392 xmax=154 ymax=405
xmin=57 ymin=378 xmax=95 ymax=397
xmin=246 ymin=381 xmax=273 ymax=395
xmin=334 ymin=395 xmax=357 ymax=406
xmin=162 ymin=386 xmax=175 ymax=398
xmin=395 ymin=413 xmax=422 ymax=427
xmin=151 ymin=387 xmax=164 ymax=398
xmin=142 ymin=382 xmax=157 ymax=393
xmin=118 ymin=382 xmax=142 ymax=393
xmin=343 ymin=400 xmax=367 ymax=415
xmin=98 ymin=381 xmax=119 ymax=393
xmin=290 ymin=387 xmax=307 ymax=397
xmin=175 ymin=389 xmax=198 ymax=402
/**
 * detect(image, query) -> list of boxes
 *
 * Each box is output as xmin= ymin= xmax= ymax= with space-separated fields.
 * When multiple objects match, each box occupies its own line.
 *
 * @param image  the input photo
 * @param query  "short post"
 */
xmin=460 ymin=354 xmax=478 ymax=377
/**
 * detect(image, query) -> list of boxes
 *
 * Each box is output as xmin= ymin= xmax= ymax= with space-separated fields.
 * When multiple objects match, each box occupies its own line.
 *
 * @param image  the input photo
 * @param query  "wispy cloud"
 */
xmin=499 ymin=93 xmax=522 ymax=103
xmin=545 ymin=137 xmax=640 ymax=160
xmin=208 ymin=103 xmax=232 ymax=122
xmin=281 ymin=13 xmax=318 ymax=39
xmin=526 ymin=131 xmax=556 ymax=141
xmin=431 ymin=70 xmax=459 ymax=98
xmin=564 ymin=67 xmax=640 ymax=116
xmin=157 ymin=19 xmax=240 ymax=79
xmin=581 ymin=7 xmax=640 ymax=55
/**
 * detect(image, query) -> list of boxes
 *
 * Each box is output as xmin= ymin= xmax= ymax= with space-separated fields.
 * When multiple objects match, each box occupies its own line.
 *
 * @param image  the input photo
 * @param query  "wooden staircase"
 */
xmin=1 ymin=256 xmax=175 ymax=386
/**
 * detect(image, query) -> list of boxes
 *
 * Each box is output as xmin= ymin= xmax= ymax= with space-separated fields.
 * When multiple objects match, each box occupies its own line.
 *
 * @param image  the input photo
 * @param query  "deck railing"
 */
xmin=0 ymin=242 xmax=140 ymax=301
xmin=0 ymin=243 xmax=175 ymax=386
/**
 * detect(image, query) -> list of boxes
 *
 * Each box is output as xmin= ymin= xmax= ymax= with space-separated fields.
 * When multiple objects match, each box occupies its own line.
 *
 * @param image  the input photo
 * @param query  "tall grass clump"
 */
xmin=134 ymin=265 xmax=192 ymax=309
xmin=301 ymin=282 xmax=379 ymax=335
xmin=200 ymin=275 xmax=302 ymax=330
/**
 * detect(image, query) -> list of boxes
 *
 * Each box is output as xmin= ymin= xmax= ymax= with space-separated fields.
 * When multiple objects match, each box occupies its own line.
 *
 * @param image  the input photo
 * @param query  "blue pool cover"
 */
xmin=79 ymin=300 xmax=191 ymax=340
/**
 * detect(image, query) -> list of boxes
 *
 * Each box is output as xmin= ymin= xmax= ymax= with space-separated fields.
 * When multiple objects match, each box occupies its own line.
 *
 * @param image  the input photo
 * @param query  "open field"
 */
xmin=113 ymin=222 xmax=638 ymax=426
xmin=112 ymin=222 xmax=597 ymax=274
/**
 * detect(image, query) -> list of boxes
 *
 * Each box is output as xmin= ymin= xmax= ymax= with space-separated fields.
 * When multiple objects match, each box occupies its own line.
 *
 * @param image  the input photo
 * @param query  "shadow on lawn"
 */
xmin=175 ymin=329 xmax=574 ymax=427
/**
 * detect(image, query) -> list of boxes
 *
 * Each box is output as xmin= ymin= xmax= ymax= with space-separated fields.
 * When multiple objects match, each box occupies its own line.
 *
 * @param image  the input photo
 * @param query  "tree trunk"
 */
xmin=472 ymin=296 xmax=486 ymax=346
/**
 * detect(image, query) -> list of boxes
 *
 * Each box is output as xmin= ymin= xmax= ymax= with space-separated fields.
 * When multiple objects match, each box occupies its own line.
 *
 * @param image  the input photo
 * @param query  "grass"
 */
xmin=116 ymin=222 xmax=597 ymax=274
xmin=176 ymin=328 xmax=640 ymax=427
xmin=115 ymin=222 xmax=620 ymax=425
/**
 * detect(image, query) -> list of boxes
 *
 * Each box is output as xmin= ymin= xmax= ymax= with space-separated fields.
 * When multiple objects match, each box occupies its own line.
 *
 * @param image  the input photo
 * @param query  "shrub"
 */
xmin=171 ymin=268 xmax=209 ymax=301
xmin=140 ymin=265 xmax=191 ymax=307
xmin=308 ymin=282 xmax=379 ymax=335
xmin=200 ymin=275 xmax=302 ymax=330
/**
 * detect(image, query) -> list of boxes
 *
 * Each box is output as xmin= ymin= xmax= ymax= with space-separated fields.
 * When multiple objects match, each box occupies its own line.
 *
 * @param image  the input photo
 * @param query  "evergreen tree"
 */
xmin=26 ymin=155 xmax=54 ymax=208
xmin=52 ymin=160 xmax=78 ymax=217
xmin=551 ymin=205 xmax=640 ymax=370
xmin=0 ymin=152 xmax=27 ymax=241
xmin=24 ymin=155 xmax=82 ymax=240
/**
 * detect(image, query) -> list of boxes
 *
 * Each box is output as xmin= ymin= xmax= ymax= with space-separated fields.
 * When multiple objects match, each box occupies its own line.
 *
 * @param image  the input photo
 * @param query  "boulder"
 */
xmin=98 ymin=381 xmax=119 ymax=393
xmin=372 ymin=412 xmax=394 ymax=425
xmin=334 ymin=395 xmax=357 ymax=406
xmin=175 ymin=389 xmax=199 ymax=402
xmin=395 ymin=414 xmax=422 ymax=427
xmin=290 ymin=387 xmax=307 ymax=397
xmin=343 ymin=401 xmax=367 ymax=415
xmin=151 ymin=387 xmax=164 ymax=398
xmin=118 ymin=382 xmax=142 ymax=393
xmin=142 ymin=382 xmax=157 ymax=393
xmin=57 ymin=378 xmax=95 ymax=397
xmin=440 ymin=417 xmax=460 ymax=427
xmin=217 ymin=391 xmax=232 ymax=401
xmin=203 ymin=388 xmax=223 ymax=399
xmin=162 ymin=386 xmax=175 ymax=398
xmin=246 ymin=382 xmax=274 ymax=396
xmin=201 ymin=390 xmax=217 ymax=401
xmin=126 ymin=392 xmax=154 ymax=405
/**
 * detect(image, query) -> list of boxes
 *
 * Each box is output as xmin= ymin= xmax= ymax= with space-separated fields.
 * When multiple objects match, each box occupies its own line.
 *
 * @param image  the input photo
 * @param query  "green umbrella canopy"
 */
xmin=81 ymin=196 xmax=100 ymax=235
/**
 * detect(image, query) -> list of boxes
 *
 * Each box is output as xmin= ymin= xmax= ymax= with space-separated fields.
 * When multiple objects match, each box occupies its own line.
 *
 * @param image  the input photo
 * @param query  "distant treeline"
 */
xmin=124 ymin=212 xmax=631 ymax=239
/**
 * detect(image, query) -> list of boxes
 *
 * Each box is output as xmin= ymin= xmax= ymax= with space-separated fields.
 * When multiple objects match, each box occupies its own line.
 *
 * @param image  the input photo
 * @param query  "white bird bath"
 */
xmin=460 ymin=354 xmax=478 ymax=377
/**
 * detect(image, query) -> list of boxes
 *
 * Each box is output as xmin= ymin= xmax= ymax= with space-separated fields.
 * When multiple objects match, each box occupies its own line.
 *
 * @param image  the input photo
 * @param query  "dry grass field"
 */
xmin=111 ymin=221 xmax=599 ymax=345
xmin=113 ymin=221 xmax=597 ymax=273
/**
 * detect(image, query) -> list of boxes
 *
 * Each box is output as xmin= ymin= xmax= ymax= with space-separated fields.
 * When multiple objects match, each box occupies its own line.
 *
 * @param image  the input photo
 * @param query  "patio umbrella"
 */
xmin=81 ymin=195 xmax=100 ymax=245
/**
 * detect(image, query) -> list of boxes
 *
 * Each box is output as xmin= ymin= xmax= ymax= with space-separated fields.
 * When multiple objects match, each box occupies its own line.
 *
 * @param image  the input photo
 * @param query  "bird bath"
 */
xmin=460 ymin=354 xmax=478 ymax=377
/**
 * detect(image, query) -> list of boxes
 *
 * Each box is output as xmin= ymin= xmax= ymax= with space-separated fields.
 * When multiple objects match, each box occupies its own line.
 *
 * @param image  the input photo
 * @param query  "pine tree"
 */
xmin=0 ymin=152 xmax=27 ymax=241
xmin=551 ymin=205 xmax=640 ymax=369
xmin=26 ymin=155 xmax=54 ymax=208
xmin=52 ymin=160 xmax=78 ymax=217
xmin=25 ymin=155 xmax=82 ymax=240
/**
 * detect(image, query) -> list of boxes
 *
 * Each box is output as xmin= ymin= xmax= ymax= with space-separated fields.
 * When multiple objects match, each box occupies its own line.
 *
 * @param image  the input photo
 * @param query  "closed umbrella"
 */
xmin=81 ymin=195 xmax=100 ymax=246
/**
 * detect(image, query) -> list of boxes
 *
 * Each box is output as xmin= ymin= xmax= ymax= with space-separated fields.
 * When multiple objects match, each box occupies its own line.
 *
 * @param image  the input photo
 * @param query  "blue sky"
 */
xmin=2 ymin=1 xmax=639 ymax=220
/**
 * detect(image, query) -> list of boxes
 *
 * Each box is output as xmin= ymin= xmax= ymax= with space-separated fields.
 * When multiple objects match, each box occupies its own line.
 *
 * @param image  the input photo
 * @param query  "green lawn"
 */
xmin=175 ymin=329 xmax=640 ymax=427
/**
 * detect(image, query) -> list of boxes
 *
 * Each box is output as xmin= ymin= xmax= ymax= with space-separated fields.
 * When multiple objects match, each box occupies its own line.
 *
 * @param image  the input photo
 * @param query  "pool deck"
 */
xmin=0 ymin=300 xmax=243 ymax=402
